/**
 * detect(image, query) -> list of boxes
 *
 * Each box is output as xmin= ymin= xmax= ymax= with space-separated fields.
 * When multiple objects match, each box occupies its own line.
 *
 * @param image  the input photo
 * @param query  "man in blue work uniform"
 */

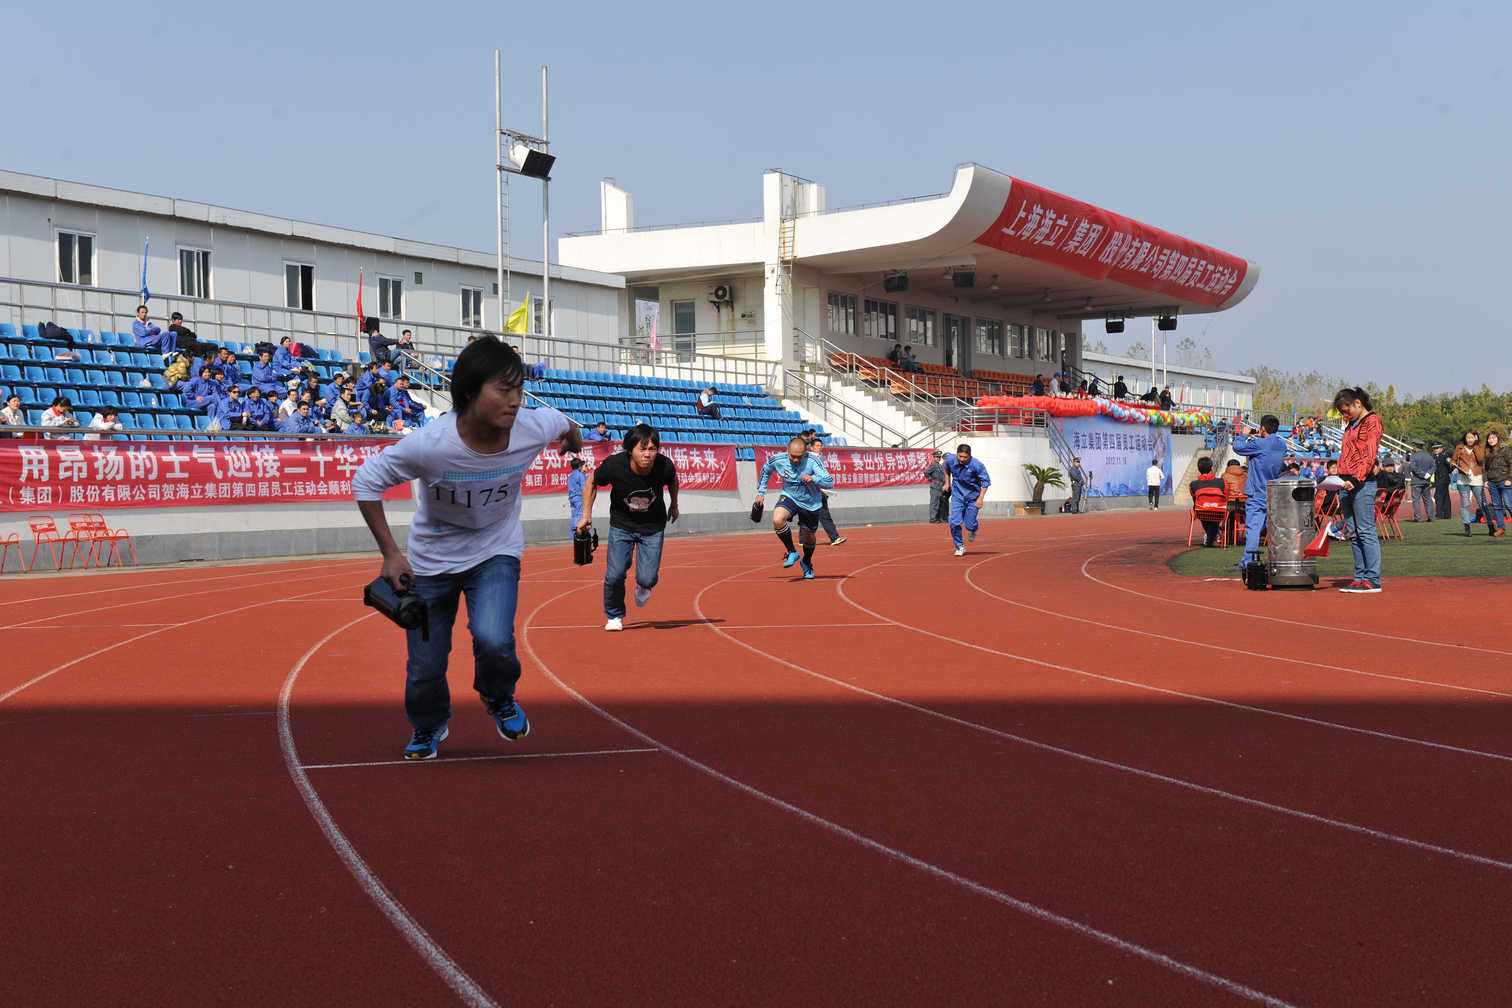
xmin=1231 ymin=413 xmax=1288 ymax=564
xmin=944 ymin=443 xmax=991 ymax=556
xmin=754 ymin=436 xmax=834 ymax=580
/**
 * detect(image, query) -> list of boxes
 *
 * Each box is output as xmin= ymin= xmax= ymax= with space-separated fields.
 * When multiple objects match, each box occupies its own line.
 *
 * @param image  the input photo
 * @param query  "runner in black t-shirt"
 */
xmin=576 ymin=423 xmax=680 ymax=631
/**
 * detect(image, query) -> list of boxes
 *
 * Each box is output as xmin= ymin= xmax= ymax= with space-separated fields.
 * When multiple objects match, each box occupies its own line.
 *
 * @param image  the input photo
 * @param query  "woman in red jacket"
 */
xmin=1334 ymin=387 xmax=1384 ymax=593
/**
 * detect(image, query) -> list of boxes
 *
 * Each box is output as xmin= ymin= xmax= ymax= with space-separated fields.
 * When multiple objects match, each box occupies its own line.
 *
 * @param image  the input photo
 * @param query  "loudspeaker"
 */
xmin=952 ymin=270 xmax=976 ymax=289
xmin=1157 ymin=314 xmax=1178 ymax=331
xmin=1105 ymin=319 xmax=1125 ymax=334
xmin=883 ymin=272 xmax=908 ymax=293
xmin=507 ymin=143 xmax=555 ymax=180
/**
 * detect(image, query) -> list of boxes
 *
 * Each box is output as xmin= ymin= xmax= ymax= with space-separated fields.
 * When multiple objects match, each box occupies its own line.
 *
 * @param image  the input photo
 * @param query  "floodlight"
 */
xmin=1105 ymin=318 xmax=1125 ymax=334
xmin=506 ymin=142 xmax=555 ymax=180
xmin=1157 ymin=314 xmax=1178 ymax=331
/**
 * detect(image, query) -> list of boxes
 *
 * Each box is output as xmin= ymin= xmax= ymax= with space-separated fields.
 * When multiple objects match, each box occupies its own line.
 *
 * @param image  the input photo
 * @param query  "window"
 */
xmin=460 ymin=287 xmax=483 ymax=328
xmin=826 ymin=292 xmax=857 ymax=336
xmin=904 ymin=306 xmax=936 ymax=347
xmin=57 ymin=231 xmax=95 ymax=286
xmin=671 ymin=299 xmax=695 ymax=357
xmin=1036 ymin=327 xmax=1055 ymax=361
xmin=862 ymin=298 xmax=898 ymax=341
xmin=974 ymin=318 xmax=1003 ymax=357
xmin=284 ymin=263 xmax=314 ymax=310
xmin=178 ymin=248 xmax=211 ymax=299
xmin=379 ymin=276 xmax=403 ymax=319
xmin=1006 ymin=324 xmax=1025 ymax=358
xmin=533 ymin=296 xmax=556 ymax=336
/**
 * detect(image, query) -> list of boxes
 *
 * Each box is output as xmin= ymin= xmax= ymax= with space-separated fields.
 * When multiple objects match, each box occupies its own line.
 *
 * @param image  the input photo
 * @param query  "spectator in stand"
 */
xmin=1189 ymin=456 xmax=1227 ymax=547
xmin=1222 ymin=459 xmax=1247 ymax=499
xmin=365 ymin=318 xmax=411 ymax=366
xmin=329 ymin=388 xmax=357 ymax=432
xmin=886 ymin=343 xmax=902 ymax=366
xmin=213 ymin=346 xmax=244 ymax=386
xmin=345 ymin=405 xmax=371 ymax=435
xmin=1140 ymin=386 xmax=1160 ymax=404
xmin=584 ymin=420 xmax=611 ymax=443
xmin=324 ymin=371 xmax=348 ymax=407
xmin=1159 ymin=387 xmax=1174 ymax=410
xmin=362 ymin=378 xmax=389 ymax=420
xmin=1375 ymin=458 xmax=1406 ymax=495
xmin=37 ymin=321 xmax=77 ymax=359
xmin=40 ymin=396 xmax=79 ymax=437
xmin=387 ymin=374 xmax=422 ymax=426
xmin=1145 ymin=458 xmax=1164 ymax=509
xmin=1407 ymin=439 xmax=1435 ymax=521
xmin=183 ymin=366 xmax=223 ymax=412
xmin=899 ymin=346 xmax=920 ymax=373
xmin=273 ymin=336 xmax=313 ymax=379
xmin=1483 ymin=430 xmax=1510 ymax=537
xmin=1087 ymin=375 xmax=1101 ymax=397
xmin=1112 ymin=375 xmax=1128 ymax=400
xmin=1076 ymin=379 xmax=1089 ymax=397
xmin=509 ymin=344 xmax=546 ymax=380
xmin=165 ymin=313 xmax=202 ymax=360
xmin=1334 ymin=387 xmax=1385 ymax=592
xmin=1451 ymin=429 xmax=1487 ymax=537
xmin=279 ymin=401 xmax=322 ymax=435
xmin=1031 ymin=374 xmax=1045 ymax=395
xmin=163 ymin=352 xmax=192 ymax=392
xmin=85 ymin=405 xmax=123 ymax=441
xmin=250 ymin=351 xmax=285 ymax=398
xmin=372 ymin=360 xmax=399 ymax=391
xmin=1 ymin=392 xmax=24 ymax=432
xmin=278 ymin=386 xmax=303 ymax=423
xmin=1067 ymin=456 xmax=1087 ymax=514
xmin=1048 ymin=373 xmax=1062 ymax=396
xmin=132 ymin=305 xmax=177 ymax=361
xmin=924 ymin=450 xmax=949 ymax=523
xmin=214 ymin=385 xmax=252 ymax=431
xmin=1432 ymin=441 xmax=1453 ymax=519
xmin=1232 ymin=415 xmax=1287 ymax=565
xmin=354 ymin=361 xmax=382 ymax=396
xmin=695 ymin=386 xmax=722 ymax=421
xmin=244 ymin=386 xmax=274 ymax=430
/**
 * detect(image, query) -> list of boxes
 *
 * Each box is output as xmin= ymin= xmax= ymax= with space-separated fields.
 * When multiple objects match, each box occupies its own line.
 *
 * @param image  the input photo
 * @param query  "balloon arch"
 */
xmin=975 ymin=395 xmax=1212 ymax=427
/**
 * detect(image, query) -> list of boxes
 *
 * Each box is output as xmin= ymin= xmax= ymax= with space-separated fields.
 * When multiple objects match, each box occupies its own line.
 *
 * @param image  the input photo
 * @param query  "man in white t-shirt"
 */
xmin=1146 ymin=459 xmax=1165 ymax=510
xmin=353 ymin=337 xmax=582 ymax=761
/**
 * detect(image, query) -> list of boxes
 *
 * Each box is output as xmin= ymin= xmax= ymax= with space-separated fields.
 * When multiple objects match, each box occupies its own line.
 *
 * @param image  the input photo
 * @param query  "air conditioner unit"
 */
xmin=709 ymin=283 xmax=735 ymax=305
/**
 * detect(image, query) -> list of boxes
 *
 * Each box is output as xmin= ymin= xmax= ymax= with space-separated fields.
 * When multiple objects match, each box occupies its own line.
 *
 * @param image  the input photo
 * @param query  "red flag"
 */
xmin=355 ymin=267 xmax=364 ymax=334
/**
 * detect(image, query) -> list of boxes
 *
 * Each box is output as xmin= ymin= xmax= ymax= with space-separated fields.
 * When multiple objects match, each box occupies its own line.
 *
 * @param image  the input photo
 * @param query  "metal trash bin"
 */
xmin=1265 ymin=477 xmax=1318 ymax=588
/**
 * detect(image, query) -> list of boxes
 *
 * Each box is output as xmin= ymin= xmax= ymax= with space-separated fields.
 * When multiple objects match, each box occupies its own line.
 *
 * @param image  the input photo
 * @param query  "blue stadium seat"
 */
xmin=193 ymin=414 xmax=212 ymax=430
xmin=21 ymin=325 xmax=39 ymax=340
xmin=1 ymin=364 xmax=23 ymax=384
xmin=77 ymin=389 xmax=102 ymax=407
xmin=175 ymin=415 xmax=194 ymax=431
xmin=104 ymin=371 xmax=126 ymax=388
xmin=0 ymin=324 xmax=14 ymax=340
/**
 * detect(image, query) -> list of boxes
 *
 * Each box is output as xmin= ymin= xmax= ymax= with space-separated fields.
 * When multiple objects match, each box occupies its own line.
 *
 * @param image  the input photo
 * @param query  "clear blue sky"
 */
xmin=8 ymin=1 xmax=1507 ymax=396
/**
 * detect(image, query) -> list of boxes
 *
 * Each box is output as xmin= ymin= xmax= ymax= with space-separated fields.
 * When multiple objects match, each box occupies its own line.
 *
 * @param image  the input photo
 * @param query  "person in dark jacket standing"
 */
xmin=1432 ymin=443 xmax=1453 ymax=519
xmin=1067 ymin=457 xmax=1087 ymax=514
xmin=1407 ymin=439 xmax=1435 ymax=521
xmin=1481 ymin=430 xmax=1509 ymax=537
xmin=923 ymin=450 xmax=949 ymax=523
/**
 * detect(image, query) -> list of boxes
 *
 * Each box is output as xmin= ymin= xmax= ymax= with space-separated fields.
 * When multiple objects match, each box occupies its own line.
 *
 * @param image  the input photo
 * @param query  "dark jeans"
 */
xmin=1148 ymin=485 xmax=1160 ymax=508
xmin=817 ymin=499 xmax=839 ymax=540
xmin=403 ymin=554 xmax=522 ymax=732
xmin=697 ymin=404 xmax=722 ymax=420
xmin=604 ymin=527 xmax=665 ymax=619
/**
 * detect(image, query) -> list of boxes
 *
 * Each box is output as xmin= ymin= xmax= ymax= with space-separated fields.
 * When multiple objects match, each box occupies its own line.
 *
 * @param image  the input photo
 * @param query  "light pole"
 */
xmin=494 ymin=58 xmax=555 ymax=338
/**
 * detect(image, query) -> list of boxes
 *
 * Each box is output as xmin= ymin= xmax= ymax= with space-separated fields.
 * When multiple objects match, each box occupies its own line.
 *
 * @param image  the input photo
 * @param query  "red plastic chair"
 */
xmin=1187 ymin=486 xmax=1230 ymax=546
xmin=0 ymin=531 xmax=25 ymax=573
xmin=1374 ymin=489 xmax=1405 ymax=540
xmin=26 ymin=515 xmax=80 ymax=572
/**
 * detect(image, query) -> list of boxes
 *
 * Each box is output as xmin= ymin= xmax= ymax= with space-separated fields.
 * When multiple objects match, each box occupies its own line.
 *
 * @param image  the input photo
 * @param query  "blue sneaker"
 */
xmin=799 ymin=558 xmax=814 ymax=579
xmin=488 ymin=697 xmax=530 ymax=740
xmin=782 ymin=550 xmax=800 ymax=568
xmin=403 ymin=724 xmax=449 ymax=761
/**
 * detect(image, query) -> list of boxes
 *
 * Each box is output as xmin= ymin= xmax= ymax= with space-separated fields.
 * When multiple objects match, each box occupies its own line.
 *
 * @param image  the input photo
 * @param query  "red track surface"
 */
xmin=3 ymin=513 xmax=1509 ymax=1006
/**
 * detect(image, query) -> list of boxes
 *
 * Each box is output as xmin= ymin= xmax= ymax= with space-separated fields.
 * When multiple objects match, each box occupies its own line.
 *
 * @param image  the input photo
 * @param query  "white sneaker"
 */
xmin=953 ymin=546 xmax=965 ymax=557
xmin=633 ymin=586 xmax=652 ymax=607
xmin=604 ymin=617 xmax=623 ymax=631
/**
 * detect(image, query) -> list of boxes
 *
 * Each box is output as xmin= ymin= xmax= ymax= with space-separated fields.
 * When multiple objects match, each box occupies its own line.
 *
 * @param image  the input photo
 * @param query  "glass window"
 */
xmin=460 ymin=287 xmax=483 ymax=328
xmin=285 ymin=263 xmax=314 ymax=310
xmin=1005 ymin=324 xmax=1025 ymax=358
xmin=178 ymin=248 xmax=211 ymax=299
xmin=974 ymin=318 xmax=1003 ymax=357
xmin=862 ymin=298 xmax=898 ymax=341
xmin=57 ymin=231 xmax=94 ymax=286
xmin=904 ymin=306 xmax=936 ymax=347
xmin=533 ymin=296 xmax=556 ymax=336
xmin=672 ymin=299 xmax=696 ymax=335
xmin=379 ymin=276 xmax=403 ymax=319
xmin=826 ymin=292 xmax=857 ymax=336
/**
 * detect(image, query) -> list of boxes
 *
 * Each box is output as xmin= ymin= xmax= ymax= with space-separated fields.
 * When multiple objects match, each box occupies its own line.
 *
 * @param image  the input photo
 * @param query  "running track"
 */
xmin=2 ymin=512 xmax=1508 ymax=1006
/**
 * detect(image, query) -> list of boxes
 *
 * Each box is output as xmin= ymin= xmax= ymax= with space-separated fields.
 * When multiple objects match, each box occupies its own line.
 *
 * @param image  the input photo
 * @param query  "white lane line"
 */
xmin=302 ymin=747 xmax=660 ymax=770
xmin=529 ymin=622 xmax=891 ymax=630
xmin=278 ymin=613 xmax=496 ymax=1008
xmin=694 ymin=553 xmax=1512 ymax=874
xmin=964 ymin=556 xmax=1512 ymax=700
xmin=1083 ymin=546 xmax=1512 ymax=657
xmin=0 ymin=556 xmax=366 ymax=609
xmin=0 ymin=571 xmax=373 ymax=706
xmin=184 ymin=710 xmax=278 ymax=719
xmin=834 ymin=552 xmax=1512 ymax=765
xmin=518 ymin=582 xmax=1295 ymax=1008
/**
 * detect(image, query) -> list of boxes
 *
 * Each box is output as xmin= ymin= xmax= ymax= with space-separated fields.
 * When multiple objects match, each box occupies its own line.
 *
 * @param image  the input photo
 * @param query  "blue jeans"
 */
xmin=403 ymin=554 xmax=522 ymax=732
xmin=949 ymin=494 xmax=979 ymax=548
xmin=1243 ymin=496 xmax=1267 ymax=561
xmin=1341 ymin=480 xmax=1381 ymax=585
xmin=1487 ymin=481 xmax=1512 ymax=530
xmin=604 ymin=526 xmax=664 ymax=618
xmin=1458 ymin=484 xmax=1486 ymax=523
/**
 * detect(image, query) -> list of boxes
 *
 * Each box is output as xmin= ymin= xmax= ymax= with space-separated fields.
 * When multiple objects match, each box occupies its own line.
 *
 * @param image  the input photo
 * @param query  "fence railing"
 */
xmin=793 ymin=327 xmax=982 ymax=430
xmin=780 ymin=369 xmax=916 ymax=449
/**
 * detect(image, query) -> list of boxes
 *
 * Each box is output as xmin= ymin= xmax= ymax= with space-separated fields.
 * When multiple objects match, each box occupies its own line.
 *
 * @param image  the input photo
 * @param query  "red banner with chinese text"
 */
xmin=0 ymin=440 xmax=412 ymax=511
xmin=754 ymin=446 xmax=934 ymax=490
xmin=519 ymin=441 xmax=740 ymax=495
xmin=973 ymin=178 xmax=1250 ymax=308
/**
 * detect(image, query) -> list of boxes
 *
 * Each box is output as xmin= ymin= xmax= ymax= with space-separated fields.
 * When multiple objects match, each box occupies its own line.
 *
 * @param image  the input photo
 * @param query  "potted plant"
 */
xmin=1020 ymin=463 xmax=1065 ymax=515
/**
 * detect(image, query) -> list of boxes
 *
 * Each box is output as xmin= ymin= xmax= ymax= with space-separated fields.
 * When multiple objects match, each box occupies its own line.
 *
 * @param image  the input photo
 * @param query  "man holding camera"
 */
xmin=1231 ymin=414 xmax=1288 ymax=566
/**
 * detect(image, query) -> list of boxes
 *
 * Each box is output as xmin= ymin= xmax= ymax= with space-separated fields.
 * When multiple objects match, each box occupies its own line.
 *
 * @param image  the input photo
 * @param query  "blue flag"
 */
xmin=140 ymin=237 xmax=150 ymax=304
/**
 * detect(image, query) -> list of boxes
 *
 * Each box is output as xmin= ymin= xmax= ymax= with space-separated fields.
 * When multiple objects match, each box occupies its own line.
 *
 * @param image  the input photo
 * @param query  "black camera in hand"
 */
xmin=364 ymin=573 xmax=430 ymax=640
xmin=573 ymin=527 xmax=600 ymax=566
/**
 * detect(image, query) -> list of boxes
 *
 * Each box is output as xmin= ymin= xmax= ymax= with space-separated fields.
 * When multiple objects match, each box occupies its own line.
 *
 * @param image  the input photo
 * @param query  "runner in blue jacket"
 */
xmin=754 ymin=436 xmax=834 ymax=579
xmin=944 ymin=443 xmax=991 ymax=556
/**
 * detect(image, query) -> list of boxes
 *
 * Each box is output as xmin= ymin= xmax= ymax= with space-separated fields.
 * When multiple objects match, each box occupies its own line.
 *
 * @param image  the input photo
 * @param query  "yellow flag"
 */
xmin=505 ymin=294 xmax=530 ymax=335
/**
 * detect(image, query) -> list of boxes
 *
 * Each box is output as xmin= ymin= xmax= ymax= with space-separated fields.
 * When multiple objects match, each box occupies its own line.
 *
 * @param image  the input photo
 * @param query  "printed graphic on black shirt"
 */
xmin=625 ymin=488 xmax=656 ymax=513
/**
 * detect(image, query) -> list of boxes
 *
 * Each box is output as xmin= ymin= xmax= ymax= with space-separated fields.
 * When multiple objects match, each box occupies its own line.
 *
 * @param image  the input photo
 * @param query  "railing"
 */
xmin=780 ymin=369 xmax=916 ymax=449
xmin=793 ymin=327 xmax=980 ymax=429
xmin=949 ymin=405 xmax=1050 ymax=437
xmin=619 ymin=328 xmax=765 ymax=362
